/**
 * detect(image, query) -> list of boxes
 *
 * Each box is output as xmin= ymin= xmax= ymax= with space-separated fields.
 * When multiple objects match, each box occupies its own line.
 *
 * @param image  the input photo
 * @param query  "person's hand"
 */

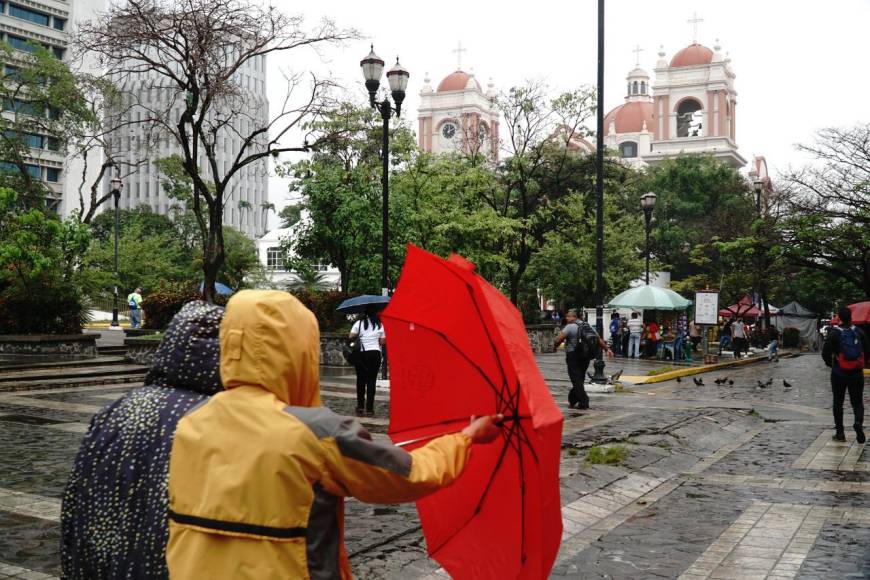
xmin=461 ymin=414 xmax=504 ymax=444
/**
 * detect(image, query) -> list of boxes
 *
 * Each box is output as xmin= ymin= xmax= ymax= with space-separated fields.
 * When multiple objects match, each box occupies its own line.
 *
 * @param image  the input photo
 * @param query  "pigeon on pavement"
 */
xmin=783 ymin=379 xmax=792 ymax=388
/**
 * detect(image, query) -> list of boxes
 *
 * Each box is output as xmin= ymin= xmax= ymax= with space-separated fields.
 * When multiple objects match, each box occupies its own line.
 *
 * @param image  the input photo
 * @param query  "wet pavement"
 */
xmin=0 ymin=351 xmax=866 ymax=579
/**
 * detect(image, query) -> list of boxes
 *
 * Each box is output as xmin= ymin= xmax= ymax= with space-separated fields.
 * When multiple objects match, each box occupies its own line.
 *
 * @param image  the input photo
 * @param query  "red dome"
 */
xmin=437 ymin=70 xmax=481 ymax=92
xmin=603 ymin=101 xmax=654 ymax=134
xmin=669 ymin=43 xmax=714 ymax=67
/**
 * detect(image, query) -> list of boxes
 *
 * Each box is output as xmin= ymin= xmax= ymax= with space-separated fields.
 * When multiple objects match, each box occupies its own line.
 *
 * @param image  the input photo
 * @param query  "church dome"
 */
xmin=603 ymin=101 xmax=654 ymax=134
xmin=669 ymin=43 xmax=714 ymax=67
xmin=437 ymin=70 xmax=481 ymax=92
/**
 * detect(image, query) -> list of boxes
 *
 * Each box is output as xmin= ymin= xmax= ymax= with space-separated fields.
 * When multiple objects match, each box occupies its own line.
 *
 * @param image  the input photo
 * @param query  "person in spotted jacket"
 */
xmin=60 ymin=301 xmax=224 ymax=579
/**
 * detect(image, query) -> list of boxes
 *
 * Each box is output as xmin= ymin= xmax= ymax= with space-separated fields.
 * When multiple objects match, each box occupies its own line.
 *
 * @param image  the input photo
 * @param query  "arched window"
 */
xmin=676 ymin=99 xmax=704 ymax=137
xmin=627 ymin=82 xmax=631 ymax=96
xmin=632 ymin=81 xmax=638 ymax=95
xmin=640 ymin=81 xmax=646 ymax=94
xmin=619 ymin=141 xmax=638 ymax=158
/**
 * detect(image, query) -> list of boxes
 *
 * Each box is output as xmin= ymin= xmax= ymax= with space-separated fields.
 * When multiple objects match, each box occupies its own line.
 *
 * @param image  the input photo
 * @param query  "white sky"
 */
xmin=266 ymin=0 xmax=870 ymax=224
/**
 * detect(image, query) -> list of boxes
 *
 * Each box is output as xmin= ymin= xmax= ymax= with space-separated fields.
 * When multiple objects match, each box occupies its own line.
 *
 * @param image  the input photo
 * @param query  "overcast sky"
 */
xmin=266 ymin=0 xmax=870 ymax=223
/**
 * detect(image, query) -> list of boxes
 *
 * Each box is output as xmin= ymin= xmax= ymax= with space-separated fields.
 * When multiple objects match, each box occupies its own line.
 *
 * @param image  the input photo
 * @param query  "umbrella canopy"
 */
xmin=719 ymin=295 xmax=778 ymax=318
xmin=335 ymin=294 xmax=390 ymax=314
xmin=199 ymin=281 xmax=234 ymax=296
xmin=382 ymin=245 xmax=563 ymax=579
xmin=848 ymin=301 xmax=870 ymax=325
xmin=607 ymin=285 xmax=692 ymax=311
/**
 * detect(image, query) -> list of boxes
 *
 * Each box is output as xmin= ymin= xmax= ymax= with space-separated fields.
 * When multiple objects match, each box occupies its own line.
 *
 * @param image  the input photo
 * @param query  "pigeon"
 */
xmin=697 ymin=377 xmax=704 ymax=386
xmin=692 ymin=377 xmax=704 ymax=386
xmin=765 ymin=378 xmax=774 ymax=387
xmin=757 ymin=380 xmax=768 ymax=389
xmin=714 ymin=378 xmax=724 ymax=385
xmin=728 ymin=379 xmax=734 ymax=385
xmin=676 ymin=376 xmax=682 ymax=383
xmin=610 ymin=369 xmax=623 ymax=382
xmin=783 ymin=379 xmax=792 ymax=388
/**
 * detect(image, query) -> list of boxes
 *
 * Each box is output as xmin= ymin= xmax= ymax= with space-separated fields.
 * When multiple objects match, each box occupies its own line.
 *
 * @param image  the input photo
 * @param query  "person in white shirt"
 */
xmin=348 ymin=306 xmax=386 ymax=416
xmin=627 ymin=312 xmax=644 ymax=358
xmin=732 ymin=318 xmax=747 ymax=359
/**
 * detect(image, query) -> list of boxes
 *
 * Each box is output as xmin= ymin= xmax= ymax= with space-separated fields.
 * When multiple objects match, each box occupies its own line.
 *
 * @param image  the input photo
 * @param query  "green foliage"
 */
xmin=287 ymin=289 xmax=348 ymax=332
xmin=141 ymin=286 xmax=211 ymax=330
xmin=213 ymin=226 xmax=262 ymax=291
xmin=279 ymin=204 xmax=302 ymax=228
xmin=286 ymin=261 xmax=330 ymax=292
xmin=0 ymin=188 xmax=90 ymax=333
xmin=586 ymin=445 xmax=629 ymax=465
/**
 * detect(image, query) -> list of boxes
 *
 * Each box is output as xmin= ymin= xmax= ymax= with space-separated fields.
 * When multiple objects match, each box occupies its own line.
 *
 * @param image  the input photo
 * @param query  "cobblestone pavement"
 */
xmin=0 ymin=353 xmax=866 ymax=579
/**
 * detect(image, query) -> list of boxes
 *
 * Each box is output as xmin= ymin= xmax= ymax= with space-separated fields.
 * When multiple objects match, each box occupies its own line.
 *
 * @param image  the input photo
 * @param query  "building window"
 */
xmin=53 ymin=17 xmax=65 ymax=31
xmin=619 ymin=141 xmax=638 ymax=158
xmin=46 ymin=167 xmax=60 ymax=182
xmin=7 ymin=35 xmax=38 ymax=53
xmin=640 ymin=81 xmax=646 ymax=94
xmin=676 ymin=99 xmax=704 ymax=137
xmin=266 ymin=247 xmax=284 ymax=271
xmin=632 ymin=81 xmax=638 ymax=95
xmin=52 ymin=46 xmax=64 ymax=60
xmin=8 ymin=4 xmax=50 ymax=26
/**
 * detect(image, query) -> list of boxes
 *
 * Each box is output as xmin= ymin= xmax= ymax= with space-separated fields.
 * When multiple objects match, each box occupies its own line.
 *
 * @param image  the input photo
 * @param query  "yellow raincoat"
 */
xmin=167 ymin=290 xmax=471 ymax=579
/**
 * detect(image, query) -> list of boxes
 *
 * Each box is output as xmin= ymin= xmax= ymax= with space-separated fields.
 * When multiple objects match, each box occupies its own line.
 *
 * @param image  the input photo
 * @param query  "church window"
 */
xmin=619 ymin=141 xmax=638 ymax=158
xmin=632 ymin=81 xmax=638 ymax=95
xmin=627 ymin=82 xmax=631 ymax=95
xmin=640 ymin=81 xmax=646 ymax=94
xmin=676 ymin=99 xmax=704 ymax=137
xmin=441 ymin=123 xmax=456 ymax=140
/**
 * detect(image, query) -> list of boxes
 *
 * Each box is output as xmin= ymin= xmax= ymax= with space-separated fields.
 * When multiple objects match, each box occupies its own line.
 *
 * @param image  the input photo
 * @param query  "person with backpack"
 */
xmin=822 ymin=307 xmax=868 ymax=443
xmin=555 ymin=309 xmax=609 ymax=409
xmin=127 ymin=287 xmax=143 ymax=329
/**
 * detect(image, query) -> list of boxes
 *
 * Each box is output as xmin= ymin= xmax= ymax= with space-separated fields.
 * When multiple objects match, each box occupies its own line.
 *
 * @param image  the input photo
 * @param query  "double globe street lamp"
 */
xmin=640 ymin=191 xmax=657 ymax=285
xmin=359 ymin=45 xmax=409 ymax=296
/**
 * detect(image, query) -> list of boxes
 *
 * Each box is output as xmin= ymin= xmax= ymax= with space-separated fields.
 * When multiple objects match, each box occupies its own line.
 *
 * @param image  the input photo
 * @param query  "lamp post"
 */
xmin=640 ymin=191 xmax=657 ymax=285
xmin=591 ymin=0 xmax=607 ymax=384
xmin=360 ymin=45 xmax=409 ymax=296
xmin=109 ymin=176 xmax=123 ymax=328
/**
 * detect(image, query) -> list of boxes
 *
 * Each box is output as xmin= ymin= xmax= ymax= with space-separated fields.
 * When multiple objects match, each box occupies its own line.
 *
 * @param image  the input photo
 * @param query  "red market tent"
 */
xmin=719 ymin=295 xmax=778 ymax=318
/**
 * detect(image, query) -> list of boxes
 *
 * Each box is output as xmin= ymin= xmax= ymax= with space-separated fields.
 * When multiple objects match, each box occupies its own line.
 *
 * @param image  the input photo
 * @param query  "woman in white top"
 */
xmin=348 ymin=306 xmax=386 ymax=416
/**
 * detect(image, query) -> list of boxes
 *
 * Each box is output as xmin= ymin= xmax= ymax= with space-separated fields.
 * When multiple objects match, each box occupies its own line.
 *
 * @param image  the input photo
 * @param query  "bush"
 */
xmin=0 ymin=285 xmax=87 ymax=334
xmin=782 ymin=327 xmax=800 ymax=348
xmin=141 ymin=285 xmax=228 ymax=330
xmin=288 ymin=289 xmax=348 ymax=332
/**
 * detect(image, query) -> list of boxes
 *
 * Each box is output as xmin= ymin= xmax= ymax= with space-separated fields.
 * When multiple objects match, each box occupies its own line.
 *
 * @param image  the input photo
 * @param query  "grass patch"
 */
xmin=586 ymin=445 xmax=629 ymax=465
xmin=647 ymin=366 xmax=678 ymax=376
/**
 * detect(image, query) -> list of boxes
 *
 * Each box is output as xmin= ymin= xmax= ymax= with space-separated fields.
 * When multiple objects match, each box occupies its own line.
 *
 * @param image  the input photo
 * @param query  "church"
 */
xmin=417 ymin=27 xmax=749 ymax=170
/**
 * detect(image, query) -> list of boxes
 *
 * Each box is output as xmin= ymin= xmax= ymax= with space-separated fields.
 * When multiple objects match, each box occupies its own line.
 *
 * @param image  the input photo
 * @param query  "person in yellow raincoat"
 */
xmin=167 ymin=290 xmax=501 ymax=579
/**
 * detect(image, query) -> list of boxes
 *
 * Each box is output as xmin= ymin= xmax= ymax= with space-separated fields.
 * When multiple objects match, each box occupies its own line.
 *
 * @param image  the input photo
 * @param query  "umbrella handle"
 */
xmin=393 ymin=415 xmax=527 ymax=448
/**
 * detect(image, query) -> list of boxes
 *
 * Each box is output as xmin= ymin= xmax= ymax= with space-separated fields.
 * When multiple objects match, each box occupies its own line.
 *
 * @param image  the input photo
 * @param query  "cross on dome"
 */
xmin=687 ymin=12 xmax=704 ymax=43
xmin=452 ymin=41 xmax=467 ymax=70
xmin=632 ymin=45 xmax=644 ymax=66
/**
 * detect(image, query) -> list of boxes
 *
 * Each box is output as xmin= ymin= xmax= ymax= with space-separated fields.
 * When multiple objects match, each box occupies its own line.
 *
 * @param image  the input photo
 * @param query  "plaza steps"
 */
xmin=97 ymin=345 xmax=127 ymax=356
xmin=0 ymin=357 xmax=147 ymax=392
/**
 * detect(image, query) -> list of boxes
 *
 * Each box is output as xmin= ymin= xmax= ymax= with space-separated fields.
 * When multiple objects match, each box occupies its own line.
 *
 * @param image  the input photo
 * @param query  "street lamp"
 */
xmin=360 ymin=45 xmax=409 ymax=296
xmin=591 ymin=0 xmax=607 ymax=384
xmin=640 ymin=191 xmax=657 ymax=285
xmin=109 ymin=176 xmax=123 ymax=328
xmin=752 ymin=179 xmax=764 ymax=216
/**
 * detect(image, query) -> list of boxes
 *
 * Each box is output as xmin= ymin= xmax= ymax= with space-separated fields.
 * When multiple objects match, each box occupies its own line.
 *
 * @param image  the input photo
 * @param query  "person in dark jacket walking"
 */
xmin=60 ymin=301 xmax=224 ymax=580
xmin=555 ymin=309 xmax=609 ymax=409
xmin=822 ymin=307 xmax=868 ymax=443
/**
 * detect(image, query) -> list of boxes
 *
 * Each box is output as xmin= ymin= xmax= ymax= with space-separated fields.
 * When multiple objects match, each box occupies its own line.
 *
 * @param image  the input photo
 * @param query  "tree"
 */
xmin=213 ymin=226 xmax=263 ymax=290
xmin=260 ymin=201 xmax=275 ymax=232
xmin=286 ymin=261 xmax=330 ymax=292
xmin=278 ymin=203 xmax=302 ymax=228
xmin=281 ymin=101 xmax=417 ymax=293
xmin=493 ymin=81 xmax=597 ymax=303
xmin=780 ymin=124 xmax=870 ymax=298
xmin=77 ymin=0 xmax=355 ymax=302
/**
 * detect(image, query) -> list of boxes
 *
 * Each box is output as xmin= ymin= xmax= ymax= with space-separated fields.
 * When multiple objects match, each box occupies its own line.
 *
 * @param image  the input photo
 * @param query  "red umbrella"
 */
xmin=848 ymin=301 xmax=870 ymax=325
xmin=382 ymin=245 xmax=563 ymax=579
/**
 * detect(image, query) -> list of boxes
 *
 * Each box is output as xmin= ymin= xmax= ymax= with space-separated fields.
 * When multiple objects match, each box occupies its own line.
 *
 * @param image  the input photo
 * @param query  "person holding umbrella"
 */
xmin=165 ymin=290 xmax=503 ymax=579
xmin=349 ymin=305 xmax=386 ymax=416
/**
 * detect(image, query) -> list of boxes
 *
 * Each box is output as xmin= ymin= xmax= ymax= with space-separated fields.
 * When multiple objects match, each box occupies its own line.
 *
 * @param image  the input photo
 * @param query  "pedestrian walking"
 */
xmin=822 ymin=307 xmax=868 ymax=443
xmin=165 ymin=290 xmax=502 ymax=579
xmin=61 ymin=301 xmax=224 ymax=580
xmin=609 ymin=313 xmax=621 ymax=356
xmin=555 ymin=309 xmax=609 ymax=409
xmin=719 ymin=319 xmax=733 ymax=352
xmin=732 ymin=317 xmax=747 ymax=359
xmin=627 ymin=312 xmax=643 ymax=358
xmin=127 ymin=287 xmax=143 ymax=329
xmin=349 ymin=305 xmax=386 ymax=417
xmin=767 ymin=327 xmax=780 ymax=362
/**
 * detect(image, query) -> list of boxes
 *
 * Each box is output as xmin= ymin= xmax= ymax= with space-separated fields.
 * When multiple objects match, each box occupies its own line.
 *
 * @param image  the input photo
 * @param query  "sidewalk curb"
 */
xmin=622 ymin=353 xmax=799 ymax=385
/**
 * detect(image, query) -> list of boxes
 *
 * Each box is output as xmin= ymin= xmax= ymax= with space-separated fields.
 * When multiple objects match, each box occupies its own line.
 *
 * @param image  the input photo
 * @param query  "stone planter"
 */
xmin=527 ymin=324 xmax=557 ymax=354
xmin=321 ymin=332 xmax=350 ymax=367
xmin=0 ymin=334 xmax=98 ymax=358
xmin=125 ymin=336 xmax=162 ymax=366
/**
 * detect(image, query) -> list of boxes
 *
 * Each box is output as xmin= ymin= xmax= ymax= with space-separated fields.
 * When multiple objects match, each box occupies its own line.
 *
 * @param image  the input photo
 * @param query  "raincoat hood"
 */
xmin=145 ymin=300 xmax=224 ymax=395
xmin=219 ymin=289 xmax=321 ymax=407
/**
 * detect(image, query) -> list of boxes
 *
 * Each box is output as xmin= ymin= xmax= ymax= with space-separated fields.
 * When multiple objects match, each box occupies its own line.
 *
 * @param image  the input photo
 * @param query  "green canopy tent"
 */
xmin=606 ymin=285 xmax=692 ymax=311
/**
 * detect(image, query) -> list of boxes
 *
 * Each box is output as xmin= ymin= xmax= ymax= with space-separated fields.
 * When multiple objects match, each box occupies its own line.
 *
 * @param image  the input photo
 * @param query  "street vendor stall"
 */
xmin=773 ymin=301 xmax=820 ymax=350
xmin=606 ymin=286 xmax=692 ymax=360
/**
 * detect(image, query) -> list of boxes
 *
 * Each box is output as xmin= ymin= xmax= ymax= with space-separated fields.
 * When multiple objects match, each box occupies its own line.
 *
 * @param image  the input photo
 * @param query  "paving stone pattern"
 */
xmin=0 ymin=352 xmax=868 ymax=579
